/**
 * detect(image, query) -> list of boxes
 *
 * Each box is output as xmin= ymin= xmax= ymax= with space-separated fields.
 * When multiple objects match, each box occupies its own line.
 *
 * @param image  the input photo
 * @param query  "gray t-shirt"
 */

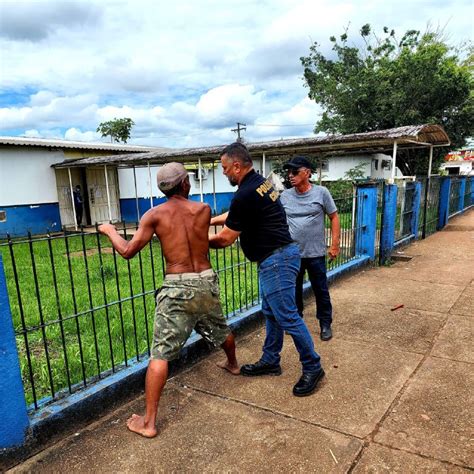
xmin=280 ymin=185 xmax=337 ymax=258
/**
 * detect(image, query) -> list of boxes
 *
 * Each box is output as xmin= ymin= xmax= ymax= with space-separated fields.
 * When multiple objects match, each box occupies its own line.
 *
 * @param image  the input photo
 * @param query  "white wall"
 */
xmin=440 ymin=161 xmax=473 ymax=176
xmin=370 ymin=153 xmax=403 ymax=179
xmin=324 ymin=156 xmax=372 ymax=180
xmin=0 ymin=147 xmax=64 ymax=205
xmin=118 ymin=160 xmax=250 ymax=199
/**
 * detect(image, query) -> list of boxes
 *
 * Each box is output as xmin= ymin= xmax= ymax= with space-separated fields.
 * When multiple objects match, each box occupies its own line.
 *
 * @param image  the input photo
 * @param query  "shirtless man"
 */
xmin=99 ymin=162 xmax=239 ymax=438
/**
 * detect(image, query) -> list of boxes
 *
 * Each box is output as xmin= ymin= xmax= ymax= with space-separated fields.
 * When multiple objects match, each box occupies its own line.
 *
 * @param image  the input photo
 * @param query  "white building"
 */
xmin=0 ymin=137 xmax=162 ymax=237
xmin=1 ymin=125 xmax=449 ymax=237
xmin=439 ymin=150 xmax=474 ymax=176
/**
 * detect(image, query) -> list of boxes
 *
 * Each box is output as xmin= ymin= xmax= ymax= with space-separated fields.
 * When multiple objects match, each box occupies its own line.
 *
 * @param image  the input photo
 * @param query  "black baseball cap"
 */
xmin=283 ymin=156 xmax=313 ymax=171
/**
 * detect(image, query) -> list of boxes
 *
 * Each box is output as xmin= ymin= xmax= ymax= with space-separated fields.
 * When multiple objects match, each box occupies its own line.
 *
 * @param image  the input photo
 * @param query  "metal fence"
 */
xmin=0 ymin=227 xmax=257 ymax=410
xmin=1 ymin=189 xmax=363 ymax=412
xmin=394 ymin=179 xmax=417 ymax=242
xmin=448 ymin=176 xmax=462 ymax=217
xmin=464 ymin=177 xmax=472 ymax=209
xmin=417 ymin=176 xmax=441 ymax=238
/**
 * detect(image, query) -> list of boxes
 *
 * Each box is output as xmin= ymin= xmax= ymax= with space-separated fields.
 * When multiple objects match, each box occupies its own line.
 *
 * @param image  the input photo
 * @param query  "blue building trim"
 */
xmin=119 ymin=197 xmax=166 ymax=223
xmin=119 ymin=192 xmax=235 ymax=222
xmin=0 ymin=203 xmax=62 ymax=238
xmin=0 ymin=255 xmax=29 ymax=449
xmin=188 ymin=192 xmax=234 ymax=214
xmin=437 ymin=177 xmax=450 ymax=230
xmin=380 ymin=184 xmax=398 ymax=263
xmin=411 ymin=181 xmax=422 ymax=237
xmin=355 ymin=184 xmax=378 ymax=260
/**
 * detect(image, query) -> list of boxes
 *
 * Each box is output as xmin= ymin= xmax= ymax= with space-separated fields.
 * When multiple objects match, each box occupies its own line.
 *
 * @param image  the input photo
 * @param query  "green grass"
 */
xmin=0 ymin=233 xmax=258 ymax=407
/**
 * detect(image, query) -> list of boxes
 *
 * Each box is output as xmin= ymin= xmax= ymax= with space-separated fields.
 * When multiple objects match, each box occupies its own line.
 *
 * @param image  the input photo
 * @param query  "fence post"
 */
xmin=471 ymin=177 xmax=474 ymax=207
xmin=355 ymin=183 xmax=378 ymax=260
xmin=380 ymin=184 xmax=398 ymax=264
xmin=437 ymin=177 xmax=450 ymax=230
xmin=411 ymin=181 xmax=422 ymax=237
xmin=0 ymin=254 xmax=29 ymax=448
xmin=458 ymin=177 xmax=466 ymax=212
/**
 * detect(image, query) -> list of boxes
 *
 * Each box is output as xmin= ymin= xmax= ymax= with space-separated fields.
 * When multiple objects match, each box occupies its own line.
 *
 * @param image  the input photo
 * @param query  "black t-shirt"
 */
xmin=225 ymin=169 xmax=292 ymax=262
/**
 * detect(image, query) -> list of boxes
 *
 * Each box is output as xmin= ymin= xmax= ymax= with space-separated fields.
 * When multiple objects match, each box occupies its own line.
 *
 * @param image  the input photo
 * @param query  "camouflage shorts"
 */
xmin=151 ymin=272 xmax=230 ymax=361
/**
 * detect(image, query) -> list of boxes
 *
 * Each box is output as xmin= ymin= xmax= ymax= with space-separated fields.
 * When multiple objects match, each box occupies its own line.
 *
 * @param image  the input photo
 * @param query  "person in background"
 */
xmin=73 ymin=185 xmax=83 ymax=226
xmin=280 ymin=156 xmax=340 ymax=341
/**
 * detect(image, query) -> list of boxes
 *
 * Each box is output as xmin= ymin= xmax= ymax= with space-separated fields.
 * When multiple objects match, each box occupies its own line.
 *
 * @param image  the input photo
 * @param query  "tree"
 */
xmin=300 ymin=25 xmax=474 ymax=174
xmin=96 ymin=117 xmax=135 ymax=143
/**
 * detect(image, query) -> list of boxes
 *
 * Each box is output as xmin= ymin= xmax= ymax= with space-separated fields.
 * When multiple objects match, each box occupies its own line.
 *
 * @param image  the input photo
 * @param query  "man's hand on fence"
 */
xmin=98 ymin=223 xmax=117 ymax=236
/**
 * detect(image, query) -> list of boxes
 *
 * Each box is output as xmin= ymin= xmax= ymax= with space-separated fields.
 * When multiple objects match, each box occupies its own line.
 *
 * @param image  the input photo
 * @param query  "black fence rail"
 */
xmin=418 ymin=176 xmax=441 ymax=238
xmin=1 ymin=190 xmax=363 ymax=411
xmin=448 ymin=176 xmax=462 ymax=217
xmin=0 ymin=226 xmax=258 ymax=411
xmin=464 ymin=177 xmax=472 ymax=209
xmin=394 ymin=179 xmax=416 ymax=242
xmin=373 ymin=180 xmax=385 ymax=261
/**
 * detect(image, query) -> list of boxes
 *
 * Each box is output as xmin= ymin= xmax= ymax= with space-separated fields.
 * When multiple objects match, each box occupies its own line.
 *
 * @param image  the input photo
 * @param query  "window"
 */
xmin=0 ymin=210 xmax=6 ymax=222
xmin=318 ymin=159 xmax=329 ymax=172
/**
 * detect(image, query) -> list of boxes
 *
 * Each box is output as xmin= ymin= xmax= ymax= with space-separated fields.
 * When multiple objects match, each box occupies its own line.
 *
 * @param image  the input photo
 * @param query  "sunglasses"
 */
xmin=288 ymin=168 xmax=304 ymax=176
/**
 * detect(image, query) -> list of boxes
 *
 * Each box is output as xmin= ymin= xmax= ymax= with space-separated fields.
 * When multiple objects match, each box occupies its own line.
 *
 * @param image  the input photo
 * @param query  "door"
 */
xmin=86 ymin=167 xmax=121 ymax=224
xmin=55 ymin=168 xmax=83 ymax=227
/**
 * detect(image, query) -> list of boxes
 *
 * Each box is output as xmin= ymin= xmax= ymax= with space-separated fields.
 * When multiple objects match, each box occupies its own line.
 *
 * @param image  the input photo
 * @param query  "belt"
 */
xmin=258 ymin=243 xmax=293 ymax=265
xmin=165 ymin=268 xmax=215 ymax=281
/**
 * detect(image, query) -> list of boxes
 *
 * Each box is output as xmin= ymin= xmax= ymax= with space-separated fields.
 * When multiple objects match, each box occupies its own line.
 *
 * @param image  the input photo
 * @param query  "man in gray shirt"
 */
xmin=280 ymin=156 xmax=340 ymax=341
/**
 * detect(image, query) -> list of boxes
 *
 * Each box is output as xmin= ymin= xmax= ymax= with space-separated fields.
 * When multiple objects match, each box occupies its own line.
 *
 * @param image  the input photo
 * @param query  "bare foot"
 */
xmin=126 ymin=413 xmax=157 ymax=438
xmin=216 ymin=360 xmax=240 ymax=375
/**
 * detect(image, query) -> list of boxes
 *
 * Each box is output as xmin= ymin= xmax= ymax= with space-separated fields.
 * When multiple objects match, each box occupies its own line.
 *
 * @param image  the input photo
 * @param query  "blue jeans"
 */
xmin=259 ymin=243 xmax=321 ymax=373
xmin=295 ymin=257 xmax=332 ymax=328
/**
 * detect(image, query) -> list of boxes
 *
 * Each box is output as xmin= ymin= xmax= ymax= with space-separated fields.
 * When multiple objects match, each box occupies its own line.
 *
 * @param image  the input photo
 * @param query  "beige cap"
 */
xmin=156 ymin=162 xmax=188 ymax=192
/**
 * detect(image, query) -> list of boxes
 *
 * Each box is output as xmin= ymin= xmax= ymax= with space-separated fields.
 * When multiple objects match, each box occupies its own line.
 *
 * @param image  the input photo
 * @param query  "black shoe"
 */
xmin=293 ymin=368 xmax=325 ymax=397
xmin=240 ymin=360 xmax=282 ymax=376
xmin=320 ymin=326 xmax=333 ymax=341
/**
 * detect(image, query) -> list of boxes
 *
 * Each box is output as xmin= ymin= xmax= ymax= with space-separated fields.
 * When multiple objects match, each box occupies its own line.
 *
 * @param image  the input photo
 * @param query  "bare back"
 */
xmin=152 ymin=196 xmax=211 ymax=274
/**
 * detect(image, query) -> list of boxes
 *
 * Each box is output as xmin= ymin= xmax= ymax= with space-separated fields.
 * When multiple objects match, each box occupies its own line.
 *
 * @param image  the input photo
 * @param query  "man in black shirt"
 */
xmin=210 ymin=142 xmax=324 ymax=397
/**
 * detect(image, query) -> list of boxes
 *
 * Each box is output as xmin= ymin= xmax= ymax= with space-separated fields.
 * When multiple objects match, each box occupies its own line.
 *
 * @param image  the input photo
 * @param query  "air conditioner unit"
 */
xmin=193 ymin=168 xmax=209 ymax=180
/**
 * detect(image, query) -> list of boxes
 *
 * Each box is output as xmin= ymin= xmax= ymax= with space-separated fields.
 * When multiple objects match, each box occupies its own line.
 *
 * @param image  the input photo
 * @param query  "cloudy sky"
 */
xmin=0 ymin=0 xmax=472 ymax=148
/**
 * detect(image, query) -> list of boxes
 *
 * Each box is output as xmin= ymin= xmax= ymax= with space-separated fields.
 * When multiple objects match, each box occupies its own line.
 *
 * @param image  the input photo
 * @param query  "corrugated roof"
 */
xmin=0 ymin=136 xmax=167 ymax=153
xmin=53 ymin=124 xmax=450 ymax=169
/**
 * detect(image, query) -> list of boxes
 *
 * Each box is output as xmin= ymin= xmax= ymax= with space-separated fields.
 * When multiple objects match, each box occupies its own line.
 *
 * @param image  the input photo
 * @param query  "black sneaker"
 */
xmin=240 ymin=360 xmax=282 ymax=376
xmin=293 ymin=368 xmax=325 ymax=397
xmin=320 ymin=326 xmax=333 ymax=341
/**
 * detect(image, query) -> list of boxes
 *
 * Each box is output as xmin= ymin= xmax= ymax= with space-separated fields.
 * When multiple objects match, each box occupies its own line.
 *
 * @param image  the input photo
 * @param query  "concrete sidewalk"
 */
xmin=8 ymin=210 xmax=474 ymax=473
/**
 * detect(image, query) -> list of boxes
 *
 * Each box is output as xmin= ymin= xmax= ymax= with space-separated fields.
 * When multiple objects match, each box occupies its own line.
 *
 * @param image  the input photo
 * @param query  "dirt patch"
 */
xmin=68 ymin=247 xmax=114 ymax=258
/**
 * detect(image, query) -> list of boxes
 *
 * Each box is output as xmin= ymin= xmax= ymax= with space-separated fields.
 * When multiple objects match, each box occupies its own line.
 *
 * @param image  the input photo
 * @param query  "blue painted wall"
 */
xmin=0 ymin=255 xmax=29 ymax=448
xmin=119 ymin=192 xmax=235 ymax=222
xmin=119 ymin=197 xmax=167 ymax=223
xmin=0 ymin=203 xmax=62 ymax=238
xmin=380 ymin=184 xmax=398 ymax=263
xmin=355 ymin=185 xmax=378 ymax=259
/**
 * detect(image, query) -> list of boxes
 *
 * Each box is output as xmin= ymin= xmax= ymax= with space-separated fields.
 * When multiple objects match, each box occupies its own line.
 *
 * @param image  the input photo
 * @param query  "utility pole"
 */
xmin=231 ymin=122 xmax=246 ymax=142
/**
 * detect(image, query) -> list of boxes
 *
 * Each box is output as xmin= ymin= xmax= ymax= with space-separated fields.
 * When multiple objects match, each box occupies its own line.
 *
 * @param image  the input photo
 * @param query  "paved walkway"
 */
xmin=8 ymin=210 xmax=474 ymax=473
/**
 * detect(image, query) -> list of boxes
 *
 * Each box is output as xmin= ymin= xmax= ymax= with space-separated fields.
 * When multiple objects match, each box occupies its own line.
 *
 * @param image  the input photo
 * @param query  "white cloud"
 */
xmin=0 ymin=0 xmax=471 ymax=147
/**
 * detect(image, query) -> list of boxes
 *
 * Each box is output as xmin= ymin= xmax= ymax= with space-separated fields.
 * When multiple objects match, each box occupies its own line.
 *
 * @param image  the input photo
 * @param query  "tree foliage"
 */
xmin=301 ymin=25 xmax=474 ymax=174
xmin=96 ymin=117 xmax=135 ymax=143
